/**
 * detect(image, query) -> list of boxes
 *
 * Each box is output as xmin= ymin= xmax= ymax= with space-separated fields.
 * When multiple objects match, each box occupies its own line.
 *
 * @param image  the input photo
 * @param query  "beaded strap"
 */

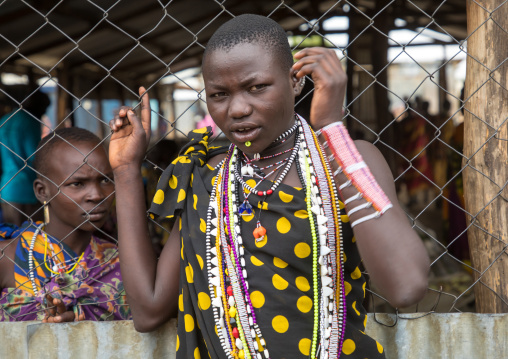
xmin=319 ymin=121 xmax=393 ymax=219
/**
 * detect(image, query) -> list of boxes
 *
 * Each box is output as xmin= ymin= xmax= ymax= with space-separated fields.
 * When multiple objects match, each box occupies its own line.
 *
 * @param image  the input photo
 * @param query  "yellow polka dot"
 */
xmin=272 ymin=274 xmax=288 ymax=290
xmin=184 ymin=314 xmax=195 ymax=332
xmin=279 ymin=191 xmax=293 ymax=203
xmin=179 ymin=293 xmax=184 ymax=312
xmin=169 ymin=175 xmax=178 ymax=189
xmin=177 ymin=189 xmax=186 ymax=203
xmin=194 ymin=347 xmax=201 ymax=359
xmin=186 ymin=264 xmax=194 ymax=283
xmin=257 ymin=201 xmax=268 ymax=210
xmin=176 ymin=334 xmax=180 ymax=351
xmin=377 ymin=341 xmax=384 ymax=353
xmin=296 ymin=296 xmax=313 ymax=313
xmin=255 ymin=234 xmax=267 ymax=248
xmin=206 ymin=163 xmax=214 ymax=171
xmin=352 ymin=301 xmax=360 ymax=316
xmin=294 ymin=210 xmax=308 ymax=219
xmin=200 ymin=218 xmax=206 ymax=233
xmin=343 ymin=251 xmax=347 ymax=262
xmin=153 ymin=190 xmax=164 ymax=205
xmin=341 ymin=214 xmax=350 ymax=223
xmin=196 ymin=254 xmax=204 ymax=270
xmin=272 ymin=315 xmax=289 ymax=333
xmin=190 ymin=173 xmax=193 ymax=187
xmin=246 ymin=179 xmax=256 ymax=189
xmin=276 ymin=217 xmax=291 ymax=234
xmin=364 ymin=315 xmax=368 ymax=328
xmin=351 ymin=267 xmax=361 ymax=280
xmin=251 ymin=256 xmax=264 ymax=266
xmin=352 ymin=236 xmax=356 ymax=243
xmin=250 ymin=291 xmax=265 ymax=308
xmin=338 ymin=200 xmax=345 ymax=209
xmin=184 ymin=146 xmax=195 ymax=155
xmin=294 ymin=242 xmax=311 ymax=258
xmin=344 ymin=281 xmax=352 ymax=296
xmin=181 ymin=238 xmax=184 ymax=260
xmin=193 ymin=127 xmax=207 ymax=134
xmin=342 ymin=339 xmax=356 ymax=355
xmin=198 ymin=292 xmax=211 ymax=310
xmin=211 ymin=176 xmax=216 ymax=187
xmin=362 ymin=282 xmax=366 ymax=296
xmin=172 ymin=156 xmax=191 ymax=165
xmin=149 ymin=213 xmax=155 ymax=219
xmin=296 ymin=276 xmax=310 ymax=292
xmin=273 ymin=257 xmax=288 ymax=268
xmin=242 ymin=213 xmax=254 ymax=222
xmin=179 ymin=217 xmax=182 ymax=230
xmin=298 ymin=338 xmax=311 ymax=356
xmin=193 ymin=194 xmax=198 ymax=210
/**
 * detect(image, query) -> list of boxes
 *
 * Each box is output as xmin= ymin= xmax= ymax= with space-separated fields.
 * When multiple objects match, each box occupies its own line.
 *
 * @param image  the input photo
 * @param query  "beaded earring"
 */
xmin=43 ymin=201 xmax=50 ymax=225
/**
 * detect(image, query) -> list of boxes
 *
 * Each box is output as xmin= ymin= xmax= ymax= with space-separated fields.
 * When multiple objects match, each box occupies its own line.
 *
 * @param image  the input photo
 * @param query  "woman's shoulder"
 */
xmin=148 ymin=128 xmax=227 ymax=219
xmin=207 ymin=152 xmax=227 ymax=168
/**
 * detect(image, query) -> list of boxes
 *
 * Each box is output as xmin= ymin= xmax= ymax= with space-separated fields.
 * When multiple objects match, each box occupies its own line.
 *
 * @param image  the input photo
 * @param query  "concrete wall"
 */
xmin=1 ymin=314 xmax=506 ymax=358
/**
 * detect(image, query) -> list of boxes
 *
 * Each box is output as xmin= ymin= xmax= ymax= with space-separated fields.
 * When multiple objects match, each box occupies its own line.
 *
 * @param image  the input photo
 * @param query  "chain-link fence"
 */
xmin=0 ymin=0 xmax=506 ymax=325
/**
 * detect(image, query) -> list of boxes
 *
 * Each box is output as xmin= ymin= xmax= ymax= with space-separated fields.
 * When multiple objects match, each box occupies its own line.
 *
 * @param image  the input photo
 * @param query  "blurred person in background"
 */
xmin=0 ymin=86 xmax=50 ymax=226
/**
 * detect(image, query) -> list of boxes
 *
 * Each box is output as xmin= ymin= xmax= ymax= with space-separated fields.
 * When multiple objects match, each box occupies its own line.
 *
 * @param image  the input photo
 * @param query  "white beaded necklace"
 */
xmin=205 ymin=118 xmax=346 ymax=358
xmin=28 ymin=223 xmax=44 ymax=295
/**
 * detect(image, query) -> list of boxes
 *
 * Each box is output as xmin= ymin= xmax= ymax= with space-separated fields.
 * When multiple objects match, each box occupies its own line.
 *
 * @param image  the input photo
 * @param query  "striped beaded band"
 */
xmin=319 ymin=121 xmax=393 ymax=218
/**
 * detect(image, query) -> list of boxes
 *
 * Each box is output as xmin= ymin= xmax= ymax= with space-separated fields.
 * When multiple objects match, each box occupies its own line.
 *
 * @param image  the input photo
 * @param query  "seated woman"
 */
xmin=0 ymin=127 xmax=131 ymax=322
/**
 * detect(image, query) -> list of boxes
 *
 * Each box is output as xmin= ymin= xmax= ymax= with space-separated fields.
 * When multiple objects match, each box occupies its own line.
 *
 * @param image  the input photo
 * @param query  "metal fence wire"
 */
xmin=0 ymin=0 xmax=507 ymax=324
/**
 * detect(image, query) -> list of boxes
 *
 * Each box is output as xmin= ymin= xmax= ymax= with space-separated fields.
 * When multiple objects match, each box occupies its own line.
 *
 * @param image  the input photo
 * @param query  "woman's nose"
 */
xmin=228 ymin=94 xmax=252 ymax=119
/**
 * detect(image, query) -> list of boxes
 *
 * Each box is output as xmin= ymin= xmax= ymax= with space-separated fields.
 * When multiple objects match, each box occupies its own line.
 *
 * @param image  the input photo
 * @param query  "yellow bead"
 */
xmin=239 ymin=349 xmax=245 ymax=359
xmin=229 ymin=306 xmax=237 ymax=318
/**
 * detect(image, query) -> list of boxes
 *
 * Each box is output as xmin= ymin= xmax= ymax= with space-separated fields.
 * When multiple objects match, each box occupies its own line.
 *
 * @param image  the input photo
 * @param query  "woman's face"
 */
xmin=40 ymin=141 xmax=115 ymax=237
xmin=203 ymin=42 xmax=298 ymax=154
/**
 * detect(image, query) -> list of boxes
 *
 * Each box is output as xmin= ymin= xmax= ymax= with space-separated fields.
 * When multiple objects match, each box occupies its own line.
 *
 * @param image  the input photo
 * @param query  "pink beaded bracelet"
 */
xmin=318 ymin=121 xmax=392 ymax=226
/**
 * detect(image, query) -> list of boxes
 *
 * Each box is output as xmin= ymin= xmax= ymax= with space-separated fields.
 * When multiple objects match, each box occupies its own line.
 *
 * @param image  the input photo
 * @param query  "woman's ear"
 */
xmin=33 ymin=178 xmax=48 ymax=204
xmin=290 ymin=69 xmax=304 ymax=97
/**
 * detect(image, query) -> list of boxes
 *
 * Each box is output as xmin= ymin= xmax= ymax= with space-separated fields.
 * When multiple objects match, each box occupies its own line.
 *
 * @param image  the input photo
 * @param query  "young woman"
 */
xmin=0 ymin=127 xmax=131 ymax=322
xmin=109 ymin=14 xmax=429 ymax=358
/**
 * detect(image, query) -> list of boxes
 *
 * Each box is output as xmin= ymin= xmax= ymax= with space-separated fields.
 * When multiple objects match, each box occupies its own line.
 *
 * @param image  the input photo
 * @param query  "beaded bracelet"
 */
xmin=318 ymin=121 xmax=392 ymax=227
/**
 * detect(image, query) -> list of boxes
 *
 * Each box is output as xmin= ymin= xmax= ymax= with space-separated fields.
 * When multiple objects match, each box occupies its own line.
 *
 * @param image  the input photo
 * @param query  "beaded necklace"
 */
xmin=28 ymin=224 xmax=85 ymax=295
xmin=206 ymin=118 xmax=346 ymax=359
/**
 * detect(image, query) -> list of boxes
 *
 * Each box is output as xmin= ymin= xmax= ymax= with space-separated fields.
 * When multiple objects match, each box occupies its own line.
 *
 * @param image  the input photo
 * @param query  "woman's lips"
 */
xmin=85 ymin=211 xmax=107 ymax=222
xmin=231 ymin=127 xmax=261 ymax=143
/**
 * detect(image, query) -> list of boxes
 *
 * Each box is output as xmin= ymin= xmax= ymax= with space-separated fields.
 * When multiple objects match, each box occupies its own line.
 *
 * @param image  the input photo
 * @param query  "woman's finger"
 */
xmin=53 ymin=311 xmax=76 ymax=323
xmin=138 ymin=86 xmax=152 ymax=143
xmin=54 ymin=298 xmax=67 ymax=315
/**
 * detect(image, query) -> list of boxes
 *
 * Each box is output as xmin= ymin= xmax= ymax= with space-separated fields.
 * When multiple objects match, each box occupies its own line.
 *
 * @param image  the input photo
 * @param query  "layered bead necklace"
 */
xmin=28 ymin=223 xmax=84 ymax=295
xmin=205 ymin=117 xmax=346 ymax=359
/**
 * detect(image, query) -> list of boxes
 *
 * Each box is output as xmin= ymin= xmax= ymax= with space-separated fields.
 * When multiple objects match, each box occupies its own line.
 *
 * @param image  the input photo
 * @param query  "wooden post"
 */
xmin=370 ymin=1 xmax=396 ymax=173
xmin=464 ymin=0 xmax=508 ymax=313
xmin=56 ymin=64 xmax=70 ymax=126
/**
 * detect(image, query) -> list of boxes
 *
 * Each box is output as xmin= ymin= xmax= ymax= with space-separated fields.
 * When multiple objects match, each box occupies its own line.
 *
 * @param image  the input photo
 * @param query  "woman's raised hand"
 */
xmin=109 ymin=86 xmax=152 ymax=172
xmin=292 ymin=47 xmax=347 ymax=130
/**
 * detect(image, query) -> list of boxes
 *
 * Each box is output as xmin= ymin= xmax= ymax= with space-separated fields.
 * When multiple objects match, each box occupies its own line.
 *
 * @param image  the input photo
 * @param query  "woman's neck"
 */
xmin=44 ymin=224 xmax=91 ymax=255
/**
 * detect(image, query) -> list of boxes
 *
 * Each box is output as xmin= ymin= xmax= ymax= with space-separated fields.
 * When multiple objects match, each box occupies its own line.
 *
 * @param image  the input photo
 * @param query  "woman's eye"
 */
xmin=210 ymin=92 xmax=226 ymax=98
xmin=102 ymin=178 xmax=112 ymax=184
xmin=69 ymin=182 xmax=82 ymax=187
xmin=249 ymin=84 xmax=267 ymax=91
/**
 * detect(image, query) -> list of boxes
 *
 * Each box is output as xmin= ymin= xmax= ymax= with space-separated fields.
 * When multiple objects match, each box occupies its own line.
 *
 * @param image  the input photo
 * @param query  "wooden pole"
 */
xmin=370 ymin=1 xmax=396 ymax=173
xmin=464 ymin=0 xmax=508 ymax=313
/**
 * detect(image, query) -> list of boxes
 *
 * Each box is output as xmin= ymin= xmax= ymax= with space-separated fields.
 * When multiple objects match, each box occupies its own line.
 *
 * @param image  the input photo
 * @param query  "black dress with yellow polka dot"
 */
xmin=149 ymin=128 xmax=385 ymax=359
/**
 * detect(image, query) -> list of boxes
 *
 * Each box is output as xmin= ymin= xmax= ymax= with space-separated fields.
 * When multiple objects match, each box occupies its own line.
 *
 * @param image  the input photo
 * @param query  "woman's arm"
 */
xmin=293 ymin=47 xmax=429 ymax=308
xmin=342 ymin=140 xmax=429 ymax=307
xmin=109 ymin=87 xmax=180 ymax=332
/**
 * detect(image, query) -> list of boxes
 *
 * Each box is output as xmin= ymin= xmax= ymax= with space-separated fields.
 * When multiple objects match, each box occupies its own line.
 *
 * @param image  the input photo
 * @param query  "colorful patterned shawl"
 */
xmin=0 ymin=222 xmax=131 ymax=321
